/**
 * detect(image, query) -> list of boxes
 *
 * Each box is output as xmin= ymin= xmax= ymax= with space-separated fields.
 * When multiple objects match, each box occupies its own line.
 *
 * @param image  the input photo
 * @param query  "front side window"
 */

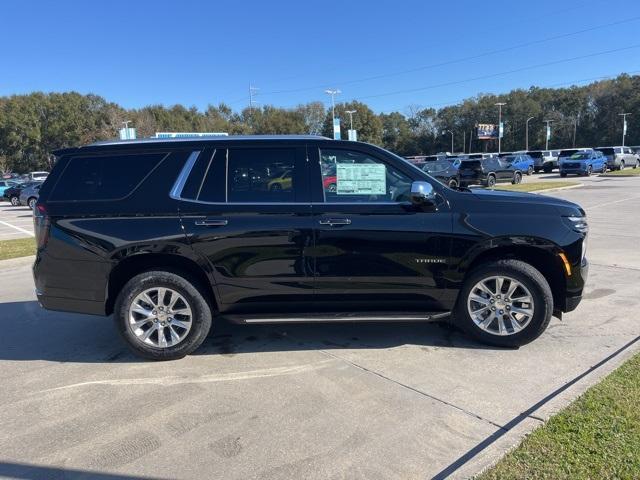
xmin=320 ymin=148 xmax=412 ymax=203
xmin=227 ymin=148 xmax=297 ymax=203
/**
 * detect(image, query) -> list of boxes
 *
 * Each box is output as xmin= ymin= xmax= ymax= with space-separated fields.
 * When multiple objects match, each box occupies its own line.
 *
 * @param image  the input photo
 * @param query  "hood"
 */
xmin=471 ymin=188 xmax=584 ymax=216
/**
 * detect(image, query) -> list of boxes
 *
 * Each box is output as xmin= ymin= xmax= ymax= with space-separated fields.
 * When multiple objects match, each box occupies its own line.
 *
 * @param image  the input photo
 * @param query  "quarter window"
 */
xmin=320 ymin=148 xmax=413 ymax=203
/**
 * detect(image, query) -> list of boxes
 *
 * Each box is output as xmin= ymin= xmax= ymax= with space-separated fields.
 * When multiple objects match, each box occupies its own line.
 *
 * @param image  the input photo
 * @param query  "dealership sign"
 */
xmin=476 ymin=123 xmax=498 ymax=140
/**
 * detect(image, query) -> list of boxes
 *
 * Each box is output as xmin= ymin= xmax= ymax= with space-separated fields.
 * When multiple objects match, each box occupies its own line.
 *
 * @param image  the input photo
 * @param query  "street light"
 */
xmin=495 ymin=102 xmax=507 ymax=153
xmin=345 ymin=110 xmax=357 ymax=130
xmin=444 ymin=130 xmax=454 ymax=153
xmin=525 ymin=116 xmax=534 ymax=151
xmin=619 ymin=113 xmax=632 ymax=146
xmin=543 ymin=120 xmax=553 ymax=150
xmin=324 ymin=89 xmax=341 ymax=124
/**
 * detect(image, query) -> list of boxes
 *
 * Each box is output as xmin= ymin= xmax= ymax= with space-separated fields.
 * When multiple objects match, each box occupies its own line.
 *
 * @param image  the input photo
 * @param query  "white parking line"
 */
xmin=0 ymin=220 xmax=34 ymax=237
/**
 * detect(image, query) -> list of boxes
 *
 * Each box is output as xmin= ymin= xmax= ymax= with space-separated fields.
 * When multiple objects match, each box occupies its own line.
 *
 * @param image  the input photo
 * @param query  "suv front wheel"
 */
xmin=455 ymin=260 xmax=553 ymax=347
xmin=114 ymin=270 xmax=213 ymax=360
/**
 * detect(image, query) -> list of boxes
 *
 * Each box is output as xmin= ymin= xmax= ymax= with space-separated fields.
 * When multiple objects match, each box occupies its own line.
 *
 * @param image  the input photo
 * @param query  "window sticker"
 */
xmin=336 ymin=164 xmax=386 ymax=195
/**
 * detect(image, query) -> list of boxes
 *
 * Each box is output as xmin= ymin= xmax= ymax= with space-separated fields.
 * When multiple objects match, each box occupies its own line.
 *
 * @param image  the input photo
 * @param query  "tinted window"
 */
xmin=50 ymin=153 xmax=165 ymax=201
xmin=227 ymin=148 xmax=297 ymax=203
xmin=597 ymin=148 xmax=614 ymax=155
xmin=614 ymin=148 xmax=623 ymax=154
xmin=320 ymin=148 xmax=412 ymax=203
xmin=185 ymin=149 xmax=226 ymax=203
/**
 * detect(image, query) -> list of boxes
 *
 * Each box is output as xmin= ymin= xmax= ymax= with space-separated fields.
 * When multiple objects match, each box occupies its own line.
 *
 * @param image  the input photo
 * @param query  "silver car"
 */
xmin=595 ymin=146 xmax=640 ymax=170
xmin=19 ymin=183 xmax=42 ymax=209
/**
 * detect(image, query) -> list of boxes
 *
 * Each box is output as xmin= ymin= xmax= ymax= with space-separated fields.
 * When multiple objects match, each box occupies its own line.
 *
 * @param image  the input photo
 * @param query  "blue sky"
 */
xmin=1 ymin=0 xmax=639 ymax=114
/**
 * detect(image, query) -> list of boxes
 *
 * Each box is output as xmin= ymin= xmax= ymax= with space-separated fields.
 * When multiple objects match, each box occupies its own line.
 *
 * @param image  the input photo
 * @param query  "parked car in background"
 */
xmin=19 ymin=183 xmax=42 ymax=209
xmin=458 ymin=157 xmax=523 ymax=187
xmin=422 ymin=159 xmax=461 ymax=188
xmin=527 ymin=150 xmax=559 ymax=173
xmin=3 ymin=181 xmax=39 ymax=206
xmin=595 ymin=146 xmax=639 ymax=170
xmin=559 ymin=150 xmax=607 ymax=177
xmin=29 ymin=171 xmax=49 ymax=181
xmin=0 ymin=180 xmax=20 ymax=197
xmin=502 ymin=154 xmax=535 ymax=175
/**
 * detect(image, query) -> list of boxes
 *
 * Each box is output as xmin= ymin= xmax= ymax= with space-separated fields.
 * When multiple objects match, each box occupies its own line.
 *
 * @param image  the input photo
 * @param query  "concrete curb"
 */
xmin=0 ymin=254 xmax=35 ymax=271
xmin=528 ymin=183 xmax=584 ymax=194
xmin=598 ymin=174 xmax=640 ymax=178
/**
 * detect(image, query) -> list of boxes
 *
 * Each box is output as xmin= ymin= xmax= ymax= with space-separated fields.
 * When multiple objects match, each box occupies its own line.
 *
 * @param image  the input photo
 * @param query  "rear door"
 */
xmin=179 ymin=144 xmax=315 ymax=314
xmin=308 ymin=145 xmax=453 ymax=314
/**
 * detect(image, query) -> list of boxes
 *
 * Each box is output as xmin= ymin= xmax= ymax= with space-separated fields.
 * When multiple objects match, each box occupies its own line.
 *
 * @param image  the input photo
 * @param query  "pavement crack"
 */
xmin=318 ymin=349 xmax=507 ymax=431
xmin=590 ymin=262 xmax=640 ymax=272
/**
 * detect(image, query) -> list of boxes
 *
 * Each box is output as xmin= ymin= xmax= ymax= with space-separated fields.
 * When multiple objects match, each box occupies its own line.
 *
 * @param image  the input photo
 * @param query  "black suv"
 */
xmin=33 ymin=136 xmax=588 ymax=360
xmin=458 ymin=157 xmax=522 ymax=187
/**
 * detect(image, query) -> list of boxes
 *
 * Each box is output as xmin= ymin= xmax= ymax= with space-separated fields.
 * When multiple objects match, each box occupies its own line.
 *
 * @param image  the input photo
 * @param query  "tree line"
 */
xmin=1 ymin=74 xmax=639 ymax=173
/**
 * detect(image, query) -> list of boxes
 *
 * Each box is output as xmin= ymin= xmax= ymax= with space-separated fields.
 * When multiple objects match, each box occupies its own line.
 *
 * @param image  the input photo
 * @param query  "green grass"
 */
xmin=0 ymin=237 xmax=36 ymax=261
xmin=479 ymin=352 xmax=640 ymax=479
xmin=600 ymin=168 xmax=640 ymax=176
xmin=493 ymin=181 xmax=580 ymax=192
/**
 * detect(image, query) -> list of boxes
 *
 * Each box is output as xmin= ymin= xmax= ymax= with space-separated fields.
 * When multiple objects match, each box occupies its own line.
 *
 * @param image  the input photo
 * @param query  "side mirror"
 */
xmin=410 ymin=181 xmax=436 ymax=205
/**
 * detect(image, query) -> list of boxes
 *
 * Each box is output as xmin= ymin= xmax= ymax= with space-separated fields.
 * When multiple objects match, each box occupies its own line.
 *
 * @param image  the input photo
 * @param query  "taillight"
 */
xmin=33 ymin=203 xmax=50 ymax=249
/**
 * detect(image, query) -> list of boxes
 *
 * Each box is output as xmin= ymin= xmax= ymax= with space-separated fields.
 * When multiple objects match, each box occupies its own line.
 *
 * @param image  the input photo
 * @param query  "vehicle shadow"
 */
xmin=0 ymin=461 xmax=166 ymax=480
xmin=0 ymin=301 xmax=502 ymax=364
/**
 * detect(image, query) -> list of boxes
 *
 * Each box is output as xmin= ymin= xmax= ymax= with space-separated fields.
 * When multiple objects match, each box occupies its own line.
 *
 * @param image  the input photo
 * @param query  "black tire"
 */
xmin=543 ymin=166 xmax=552 ymax=173
xmin=527 ymin=166 xmax=534 ymax=176
xmin=620 ymin=161 xmax=625 ymax=170
xmin=512 ymin=172 xmax=522 ymax=184
xmin=114 ymin=270 xmax=213 ymax=360
xmin=585 ymin=166 xmax=592 ymax=177
xmin=448 ymin=178 xmax=459 ymax=189
xmin=454 ymin=259 xmax=553 ymax=347
xmin=534 ymin=168 xmax=540 ymax=173
xmin=486 ymin=175 xmax=496 ymax=188
xmin=634 ymin=160 xmax=639 ymax=169
xmin=560 ymin=172 xmax=567 ymax=178
xmin=10 ymin=196 xmax=19 ymax=206
xmin=28 ymin=197 xmax=37 ymax=209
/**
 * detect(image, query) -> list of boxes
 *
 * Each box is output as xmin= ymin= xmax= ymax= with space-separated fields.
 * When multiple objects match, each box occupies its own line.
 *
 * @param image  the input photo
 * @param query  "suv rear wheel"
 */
xmin=10 ymin=196 xmax=19 ymax=206
xmin=114 ymin=270 xmax=212 ymax=360
xmin=620 ymin=160 xmax=625 ymax=170
xmin=486 ymin=174 xmax=496 ymax=188
xmin=512 ymin=171 xmax=522 ymax=184
xmin=454 ymin=260 xmax=553 ymax=347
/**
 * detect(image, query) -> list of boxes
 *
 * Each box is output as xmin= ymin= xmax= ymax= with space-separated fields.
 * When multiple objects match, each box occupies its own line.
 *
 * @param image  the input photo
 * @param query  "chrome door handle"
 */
xmin=194 ymin=219 xmax=228 ymax=227
xmin=319 ymin=218 xmax=351 ymax=226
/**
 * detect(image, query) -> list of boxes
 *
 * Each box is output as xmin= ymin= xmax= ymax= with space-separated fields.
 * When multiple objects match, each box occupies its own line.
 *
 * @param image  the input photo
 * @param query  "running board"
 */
xmin=227 ymin=312 xmax=451 ymax=324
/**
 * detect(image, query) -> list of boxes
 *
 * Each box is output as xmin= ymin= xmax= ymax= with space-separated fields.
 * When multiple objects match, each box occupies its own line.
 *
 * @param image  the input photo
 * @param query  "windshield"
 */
xmin=569 ymin=153 xmax=591 ymax=160
xmin=528 ymin=151 xmax=543 ymax=158
xmin=423 ymin=161 xmax=450 ymax=173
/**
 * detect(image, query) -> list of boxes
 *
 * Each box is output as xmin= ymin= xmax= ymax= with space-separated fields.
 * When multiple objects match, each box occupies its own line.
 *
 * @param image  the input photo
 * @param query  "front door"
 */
xmin=179 ymin=145 xmax=314 ymax=314
xmin=308 ymin=145 xmax=453 ymax=314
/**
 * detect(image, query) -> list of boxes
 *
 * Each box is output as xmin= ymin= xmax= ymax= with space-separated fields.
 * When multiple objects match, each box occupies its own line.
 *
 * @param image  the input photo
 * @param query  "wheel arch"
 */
xmin=106 ymin=252 xmax=219 ymax=316
xmin=460 ymin=242 xmax=566 ymax=311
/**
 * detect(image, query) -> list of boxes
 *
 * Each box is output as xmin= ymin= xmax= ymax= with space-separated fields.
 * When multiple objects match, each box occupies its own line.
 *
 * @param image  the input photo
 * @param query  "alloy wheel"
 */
xmin=128 ymin=287 xmax=193 ymax=348
xmin=467 ymin=275 xmax=534 ymax=336
xmin=10 ymin=196 xmax=19 ymax=206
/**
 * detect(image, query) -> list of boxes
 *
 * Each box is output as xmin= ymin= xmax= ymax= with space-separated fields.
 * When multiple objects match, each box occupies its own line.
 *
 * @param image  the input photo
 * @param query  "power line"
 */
xmin=257 ymin=16 xmax=640 ymax=97
xmin=350 ymin=43 xmax=640 ymax=101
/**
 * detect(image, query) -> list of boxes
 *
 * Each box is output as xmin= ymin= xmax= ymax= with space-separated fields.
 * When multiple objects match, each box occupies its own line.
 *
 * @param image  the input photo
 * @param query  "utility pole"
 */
xmin=619 ymin=113 xmax=631 ymax=146
xmin=525 ymin=116 xmax=534 ymax=151
xmin=248 ymin=84 xmax=260 ymax=112
xmin=572 ymin=114 xmax=579 ymax=147
xmin=544 ymin=119 xmax=553 ymax=150
xmin=324 ymin=89 xmax=341 ymax=124
xmin=495 ymin=102 xmax=507 ymax=153
xmin=463 ymin=131 xmax=466 ymax=153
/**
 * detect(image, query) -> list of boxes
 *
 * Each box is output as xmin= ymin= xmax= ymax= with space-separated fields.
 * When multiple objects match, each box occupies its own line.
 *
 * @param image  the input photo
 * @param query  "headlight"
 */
xmin=564 ymin=215 xmax=588 ymax=234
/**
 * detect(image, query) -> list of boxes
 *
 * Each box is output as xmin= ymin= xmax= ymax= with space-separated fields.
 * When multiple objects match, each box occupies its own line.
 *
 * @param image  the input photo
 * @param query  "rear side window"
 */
xmin=50 ymin=153 xmax=165 ymax=201
xmin=227 ymin=148 xmax=297 ymax=203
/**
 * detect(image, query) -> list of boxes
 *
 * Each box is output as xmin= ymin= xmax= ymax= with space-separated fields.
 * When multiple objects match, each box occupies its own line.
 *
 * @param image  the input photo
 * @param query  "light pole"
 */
xmin=619 ymin=113 xmax=632 ymax=146
xmin=444 ymin=130 xmax=454 ymax=153
xmin=345 ymin=110 xmax=357 ymax=130
xmin=324 ymin=89 xmax=341 ymax=124
xmin=544 ymin=119 xmax=553 ymax=150
xmin=495 ymin=102 xmax=506 ymax=153
xmin=572 ymin=114 xmax=580 ymax=147
xmin=525 ymin=116 xmax=534 ymax=151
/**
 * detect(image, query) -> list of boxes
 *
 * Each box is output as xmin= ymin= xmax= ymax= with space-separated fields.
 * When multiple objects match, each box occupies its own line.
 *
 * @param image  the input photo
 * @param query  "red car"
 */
xmin=323 ymin=175 xmax=337 ymax=192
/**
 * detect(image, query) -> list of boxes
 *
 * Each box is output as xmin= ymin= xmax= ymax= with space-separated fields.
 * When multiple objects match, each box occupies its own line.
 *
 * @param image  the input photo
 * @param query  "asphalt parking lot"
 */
xmin=1 ymin=175 xmax=640 ymax=479
xmin=0 ymin=203 xmax=34 ymax=240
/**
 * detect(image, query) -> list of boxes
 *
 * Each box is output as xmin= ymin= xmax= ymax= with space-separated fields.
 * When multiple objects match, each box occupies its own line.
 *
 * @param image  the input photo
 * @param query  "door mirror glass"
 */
xmin=410 ymin=181 xmax=436 ymax=205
